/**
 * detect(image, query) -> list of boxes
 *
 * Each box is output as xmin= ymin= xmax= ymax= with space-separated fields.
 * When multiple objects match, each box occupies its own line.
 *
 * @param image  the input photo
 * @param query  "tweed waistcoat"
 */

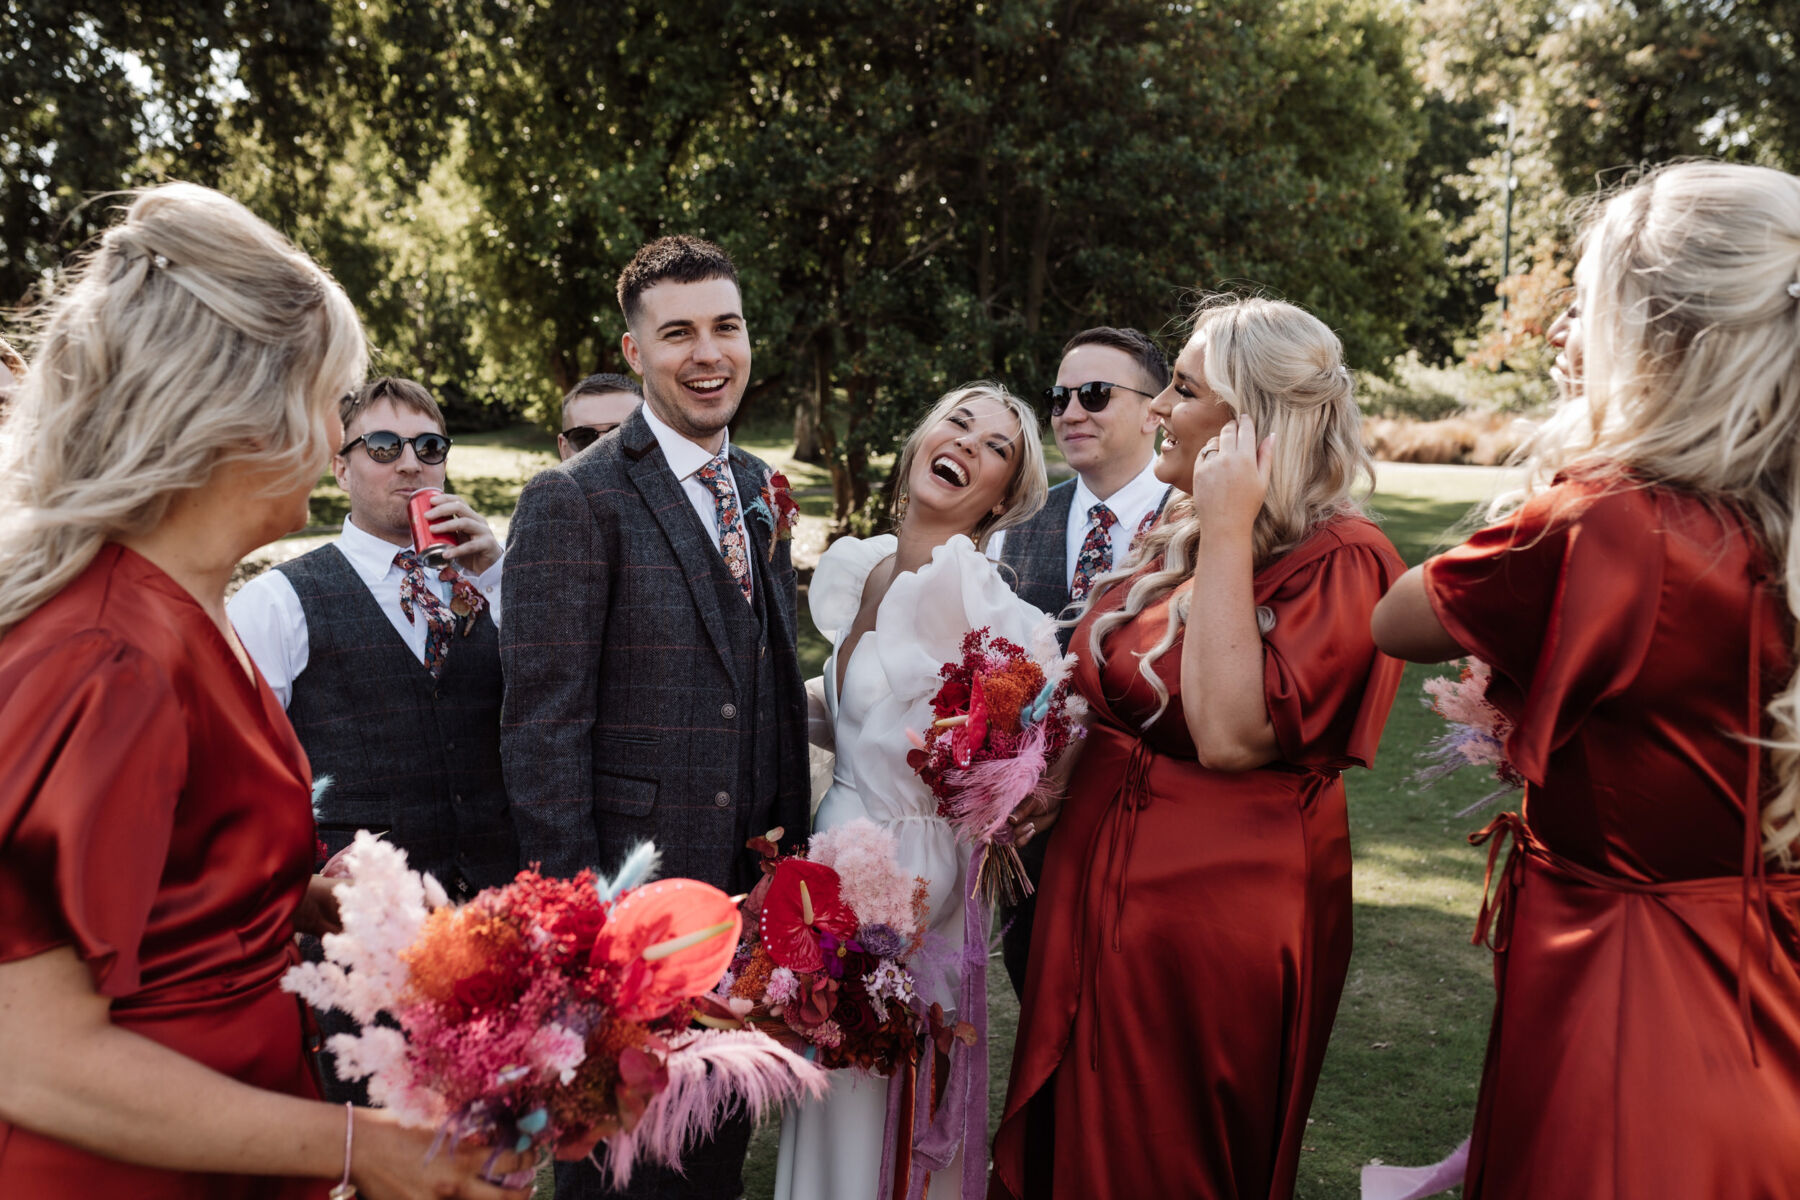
xmin=278 ymin=544 xmax=517 ymax=896
xmin=1000 ymin=478 xmax=1079 ymax=619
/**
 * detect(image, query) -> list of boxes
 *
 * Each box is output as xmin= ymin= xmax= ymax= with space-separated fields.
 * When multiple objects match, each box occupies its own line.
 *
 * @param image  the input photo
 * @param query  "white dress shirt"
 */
xmin=229 ymin=516 xmax=505 ymax=709
xmin=642 ymin=403 xmax=752 ymax=598
xmin=987 ymin=460 xmax=1168 ymax=585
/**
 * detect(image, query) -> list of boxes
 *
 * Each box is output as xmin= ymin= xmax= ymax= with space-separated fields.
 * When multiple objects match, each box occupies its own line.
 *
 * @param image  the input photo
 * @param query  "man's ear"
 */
xmin=330 ymin=447 xmax=350 ymax=490
xmin=621 ymin=329 xmax=642 ymax=375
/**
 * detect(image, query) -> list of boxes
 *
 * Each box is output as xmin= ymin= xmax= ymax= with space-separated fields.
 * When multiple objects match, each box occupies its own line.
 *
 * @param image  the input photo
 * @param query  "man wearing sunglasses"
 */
xmin=231 ymin=379 xmax=519 ymax=1099
xmin=557 ymin=371 xmax=643 ymax=460
xmin=987 ymin=325 xmax=1171 ymax=999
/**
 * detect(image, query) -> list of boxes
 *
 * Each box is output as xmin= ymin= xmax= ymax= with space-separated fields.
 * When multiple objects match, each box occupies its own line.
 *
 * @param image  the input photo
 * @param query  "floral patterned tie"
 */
xmin=1068 ymin=503 xmax=1118 ymax=605
xmin=1130 ymin=506 xmax=1158 ymax=555
xmin=696 ymin=455 xmax=753 ymax=603
xmin=395 ymin=548 xmax=456 ymax=678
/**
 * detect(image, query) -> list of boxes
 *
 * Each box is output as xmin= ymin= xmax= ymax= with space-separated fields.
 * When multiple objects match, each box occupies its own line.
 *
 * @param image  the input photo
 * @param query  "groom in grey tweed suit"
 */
xmin=501 ymin=236 xmax=810 ymax=1200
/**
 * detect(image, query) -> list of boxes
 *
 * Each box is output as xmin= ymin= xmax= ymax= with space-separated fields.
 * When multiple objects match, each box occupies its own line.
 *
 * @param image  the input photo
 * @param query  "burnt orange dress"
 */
xmin=0 ymin=545 xmax=327 ymax=1198
xmin=991 ymin=516 xmax=1406 ymax=1200
xmin=1422 ymin=478 xmax=1800 ymax=1199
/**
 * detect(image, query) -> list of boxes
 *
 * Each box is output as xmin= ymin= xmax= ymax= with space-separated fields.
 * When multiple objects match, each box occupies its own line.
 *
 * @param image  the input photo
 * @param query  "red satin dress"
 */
xmin=1423 ymin=478 xmax=1800 ymax=1199
xmin=991 ymin=516 xmax=1406 ymax=1200
xmin=0 ymin=544 xmax=327 ymax=1198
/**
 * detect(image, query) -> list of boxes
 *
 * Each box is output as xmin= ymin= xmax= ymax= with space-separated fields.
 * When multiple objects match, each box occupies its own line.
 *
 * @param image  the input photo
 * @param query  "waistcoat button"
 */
xmin=721 ymin=703 xmax=737 ymax=719
xmin=713 ymin=791 xmax=731 ymax=808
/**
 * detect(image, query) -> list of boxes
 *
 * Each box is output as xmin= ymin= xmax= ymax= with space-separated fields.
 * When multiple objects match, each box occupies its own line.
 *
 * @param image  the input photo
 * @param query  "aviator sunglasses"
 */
xmin=1043 ymin=380 xmax=1156 ymax=417
xmin=561 ymin=423 xmax=623 ymax=454
xmin=339 ymin=430 xmax=452 ymax=465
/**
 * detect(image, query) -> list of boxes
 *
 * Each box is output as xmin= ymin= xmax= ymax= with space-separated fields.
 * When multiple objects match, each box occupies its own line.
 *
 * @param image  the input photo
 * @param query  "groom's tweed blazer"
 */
xmin=499 ymin=407 xmax=810 ymax=899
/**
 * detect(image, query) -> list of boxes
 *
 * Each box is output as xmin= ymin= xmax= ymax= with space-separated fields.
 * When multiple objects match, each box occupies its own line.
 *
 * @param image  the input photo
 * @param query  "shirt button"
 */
xmin=721 ymin=703 xmax=737 ymax=719
xmin=713 ymin=791 xmax=731 ymax=808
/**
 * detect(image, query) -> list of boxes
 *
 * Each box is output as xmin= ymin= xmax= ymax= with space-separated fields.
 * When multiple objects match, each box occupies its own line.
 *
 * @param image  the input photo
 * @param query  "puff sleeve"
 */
xmin=0 ymin=630 xmax=188 ymax=996
xmin=1422 ymin=483 xmax=1661 ymax=783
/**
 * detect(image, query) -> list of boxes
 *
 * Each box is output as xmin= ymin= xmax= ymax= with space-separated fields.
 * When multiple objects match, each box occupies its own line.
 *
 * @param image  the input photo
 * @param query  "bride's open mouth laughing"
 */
xmin=930 ymin=454 xmax=970 ymax=488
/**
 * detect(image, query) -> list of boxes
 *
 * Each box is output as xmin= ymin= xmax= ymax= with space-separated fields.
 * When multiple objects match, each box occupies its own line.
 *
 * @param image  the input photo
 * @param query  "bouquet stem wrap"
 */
xmin=877 ymin=844 xmax=989 ymax=1200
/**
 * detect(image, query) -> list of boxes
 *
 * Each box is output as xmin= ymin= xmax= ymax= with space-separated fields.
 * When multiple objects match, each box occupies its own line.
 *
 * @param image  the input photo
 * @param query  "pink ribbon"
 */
xmin=877 ymin=844 xmax=989 ymax=1200
xmin=1359 ymin=1137 xmax=1469 ymax=1200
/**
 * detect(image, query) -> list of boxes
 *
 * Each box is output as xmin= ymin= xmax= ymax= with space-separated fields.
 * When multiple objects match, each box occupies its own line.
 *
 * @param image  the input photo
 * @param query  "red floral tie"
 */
xmin=696 ymin=455 xmax=753 ymax=603
xmin=395 ymin=549 xmax=456 ymax=678
xmin=1069 ymin=503 xmax=1118 ymax=604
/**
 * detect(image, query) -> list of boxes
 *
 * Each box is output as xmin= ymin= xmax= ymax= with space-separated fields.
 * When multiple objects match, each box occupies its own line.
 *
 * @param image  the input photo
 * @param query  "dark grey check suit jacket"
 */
xmin=499 ymin=408 xmax=810 ymax=893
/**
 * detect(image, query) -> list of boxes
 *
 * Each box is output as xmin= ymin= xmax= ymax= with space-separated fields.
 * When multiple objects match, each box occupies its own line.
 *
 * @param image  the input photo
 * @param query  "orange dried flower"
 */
xmin=402 ymin=903 xmax=528 ymax=1007
xmin=978 ymin=660 xmax=1045 ymax=733
xmin=731 ymin=943 xmax=776 ymax=1000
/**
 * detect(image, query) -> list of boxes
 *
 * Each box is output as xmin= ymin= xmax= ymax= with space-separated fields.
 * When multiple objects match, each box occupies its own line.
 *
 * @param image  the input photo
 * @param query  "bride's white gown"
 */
xmin=773 ymin=533 xmax=1044 ymax=1200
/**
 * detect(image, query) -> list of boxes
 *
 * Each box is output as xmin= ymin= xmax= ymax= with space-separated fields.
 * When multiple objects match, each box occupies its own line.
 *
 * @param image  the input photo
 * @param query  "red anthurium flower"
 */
xmin=952 ymin=675 xmax=990 ymax=768
xmin=592 ymin=879 xmax=742 ymax=1021
xmin=759 ymin=859 xmax=857 ymax=973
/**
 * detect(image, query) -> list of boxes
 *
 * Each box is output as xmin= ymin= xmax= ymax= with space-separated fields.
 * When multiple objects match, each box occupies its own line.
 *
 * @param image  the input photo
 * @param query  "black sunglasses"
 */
xmin=340 ymin=430 xmax=452 ymax=465
xmin=1043 ymin=381 xmax=1156 ymax=417
xmin=561 ymin=423 xmax=623 ymax=454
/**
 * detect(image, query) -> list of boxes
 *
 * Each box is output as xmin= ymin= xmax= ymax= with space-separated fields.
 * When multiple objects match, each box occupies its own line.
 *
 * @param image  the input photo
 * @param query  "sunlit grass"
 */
xmin=305 ymin=425 xmax=1513 ymax=1199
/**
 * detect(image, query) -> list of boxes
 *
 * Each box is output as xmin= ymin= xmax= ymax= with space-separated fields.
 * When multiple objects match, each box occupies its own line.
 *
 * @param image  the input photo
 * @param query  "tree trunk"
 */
xmin=793 ymin=333 xmax=827 ymax=463
xmin=1025 ymin=189 xmax=1053 ymax=334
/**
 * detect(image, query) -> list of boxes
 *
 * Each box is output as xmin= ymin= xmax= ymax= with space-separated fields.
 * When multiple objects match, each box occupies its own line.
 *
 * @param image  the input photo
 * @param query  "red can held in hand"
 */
xmin=407 ymin=487 xmax=459 ymax=568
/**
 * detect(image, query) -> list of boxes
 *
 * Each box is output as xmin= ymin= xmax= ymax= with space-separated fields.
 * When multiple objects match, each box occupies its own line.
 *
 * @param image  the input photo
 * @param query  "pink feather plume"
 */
xmin=595 ymin=1030 xmax=828 ymax=1188
xmin=943 ymin=723 xmax=1049 ymax=841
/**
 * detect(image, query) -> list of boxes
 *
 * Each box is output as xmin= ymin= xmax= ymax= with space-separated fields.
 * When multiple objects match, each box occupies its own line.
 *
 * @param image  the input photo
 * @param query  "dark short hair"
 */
xmin=561 ymin=372 xmax=642 ymax=426
xmin=340 ymin=376 xmax=446 ymax=437
xmin=1061 ymin=326 xmax=1171 ymax=393
xmin=615 ymin=236 xmax=740 ymax=326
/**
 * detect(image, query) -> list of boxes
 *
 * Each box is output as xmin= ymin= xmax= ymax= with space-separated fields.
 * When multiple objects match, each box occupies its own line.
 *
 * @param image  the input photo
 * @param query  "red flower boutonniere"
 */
xmin=755 ymin=471 xmax=800 ymax=561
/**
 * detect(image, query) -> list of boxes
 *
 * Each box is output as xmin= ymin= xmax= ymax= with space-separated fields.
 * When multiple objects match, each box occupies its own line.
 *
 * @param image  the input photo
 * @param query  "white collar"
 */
xmin=642 ymin=402 xmax=732 ymax=481
xmin=337 ymin=515 xmax=415 ymax=586
xmin=1071 ymin=459 xmax=1165 ymax=523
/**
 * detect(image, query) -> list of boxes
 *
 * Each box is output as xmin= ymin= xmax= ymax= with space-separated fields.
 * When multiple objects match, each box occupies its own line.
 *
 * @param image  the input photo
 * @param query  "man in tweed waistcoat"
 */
xmin=986 ymin=326 xmax=1170 ymax=998
xmin=230 ymin=377 xmax=519 ymax=1099
xmin=501 ymin=236 xmax=810 ymax=1200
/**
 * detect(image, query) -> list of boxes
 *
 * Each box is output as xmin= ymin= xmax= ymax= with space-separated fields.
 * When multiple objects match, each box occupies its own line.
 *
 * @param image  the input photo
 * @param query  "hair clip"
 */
xmin=152 ymin=254 xmax=170 ymax=270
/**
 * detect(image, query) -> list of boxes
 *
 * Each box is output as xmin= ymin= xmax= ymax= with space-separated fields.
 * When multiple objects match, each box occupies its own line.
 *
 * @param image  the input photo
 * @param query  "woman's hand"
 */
xmin=293 ymin=876 xmax=344 ymax=938
xmin=1191 ymin=414 xmax=1273 ymax=537
xmin=351 ymin=1109 xmax=537 ymax=1200
xmin=1007 ymin=733 xmax=1088 ymax=846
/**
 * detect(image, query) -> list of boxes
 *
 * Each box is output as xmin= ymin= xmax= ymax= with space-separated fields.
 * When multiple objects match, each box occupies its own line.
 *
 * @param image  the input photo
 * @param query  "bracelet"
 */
xmin=328 ymin=1102 xmax=358 ymax=1200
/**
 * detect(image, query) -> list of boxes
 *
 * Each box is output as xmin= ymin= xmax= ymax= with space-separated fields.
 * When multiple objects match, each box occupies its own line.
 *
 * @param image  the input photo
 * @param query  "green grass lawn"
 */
xmin=306 ymin=424 xmax=1514 ymax=1200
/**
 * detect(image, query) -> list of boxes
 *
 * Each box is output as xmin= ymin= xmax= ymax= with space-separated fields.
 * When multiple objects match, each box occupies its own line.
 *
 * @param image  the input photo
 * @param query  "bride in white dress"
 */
xmin=773 ymin=382 xmax=1050 ymax=1200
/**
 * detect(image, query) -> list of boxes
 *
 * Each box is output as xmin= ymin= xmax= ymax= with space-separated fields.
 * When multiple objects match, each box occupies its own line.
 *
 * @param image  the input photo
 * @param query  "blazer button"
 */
xmin=721 ymin=703 xmax=737 ymax=719
xmin=713 ymin=791 xmax=731 ymax=808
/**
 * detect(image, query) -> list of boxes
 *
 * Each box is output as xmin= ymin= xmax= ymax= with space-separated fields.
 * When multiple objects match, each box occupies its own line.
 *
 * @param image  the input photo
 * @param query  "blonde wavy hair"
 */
xmin=890 ymin=381 xmax=1049 ymax=550
xmin=1082 ymin=295 xmax=1373 ymax=726
xmin=0 ymin=183 xmax=366 ymax=636
xmin=1502 ymin=162 xmax=1800 ymax=866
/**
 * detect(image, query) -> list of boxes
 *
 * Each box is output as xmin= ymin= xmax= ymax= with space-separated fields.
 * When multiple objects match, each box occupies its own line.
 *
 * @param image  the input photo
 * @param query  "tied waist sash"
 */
xmin=111 ymin=941 xmax=304 ymax=1020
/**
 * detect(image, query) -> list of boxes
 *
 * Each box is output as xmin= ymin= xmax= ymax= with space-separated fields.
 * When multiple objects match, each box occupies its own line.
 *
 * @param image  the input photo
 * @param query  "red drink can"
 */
xmin=407 ymin=487 xmax=458 ymax=568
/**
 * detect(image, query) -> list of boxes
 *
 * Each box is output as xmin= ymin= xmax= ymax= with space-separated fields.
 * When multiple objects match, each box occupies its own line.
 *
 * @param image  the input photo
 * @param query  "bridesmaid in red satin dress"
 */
xmin=993 ymin=296 xmax=1405 ymax=1200
xmin=0 ymin=185 xmax=528 ymax=1200
xmin=1372 ymin=162 xmax=1800 ymax=1198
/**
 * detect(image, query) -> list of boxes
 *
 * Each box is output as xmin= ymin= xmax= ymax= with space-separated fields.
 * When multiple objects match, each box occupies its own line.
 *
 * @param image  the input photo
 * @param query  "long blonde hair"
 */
xmin=1505 ymin=162 xmax=1800 ymax=865
xmin=0 ymin=183 xmax=366 ymax=636
xmin=890 ymin=381 xmax=1049 ymax=550
xmin=1083 ymin=295 xmax=1373 ymax=725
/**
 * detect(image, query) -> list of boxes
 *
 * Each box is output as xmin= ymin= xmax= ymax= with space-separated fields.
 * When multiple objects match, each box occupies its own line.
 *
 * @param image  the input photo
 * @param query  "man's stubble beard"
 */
xmin=644 ymin=377 xmax=742 ymax=442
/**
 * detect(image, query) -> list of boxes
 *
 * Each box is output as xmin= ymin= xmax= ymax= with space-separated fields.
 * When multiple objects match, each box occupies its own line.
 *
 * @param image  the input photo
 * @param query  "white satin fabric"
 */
xmin=773 ymin=534 xmax=1043 ymax=1200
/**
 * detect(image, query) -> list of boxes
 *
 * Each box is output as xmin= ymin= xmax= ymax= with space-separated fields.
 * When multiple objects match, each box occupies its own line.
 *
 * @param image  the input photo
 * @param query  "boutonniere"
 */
xmin=748 ymin=470 xmax=800 ymax=561
xmin=439 ymin=565 xmax=490 ymax=636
